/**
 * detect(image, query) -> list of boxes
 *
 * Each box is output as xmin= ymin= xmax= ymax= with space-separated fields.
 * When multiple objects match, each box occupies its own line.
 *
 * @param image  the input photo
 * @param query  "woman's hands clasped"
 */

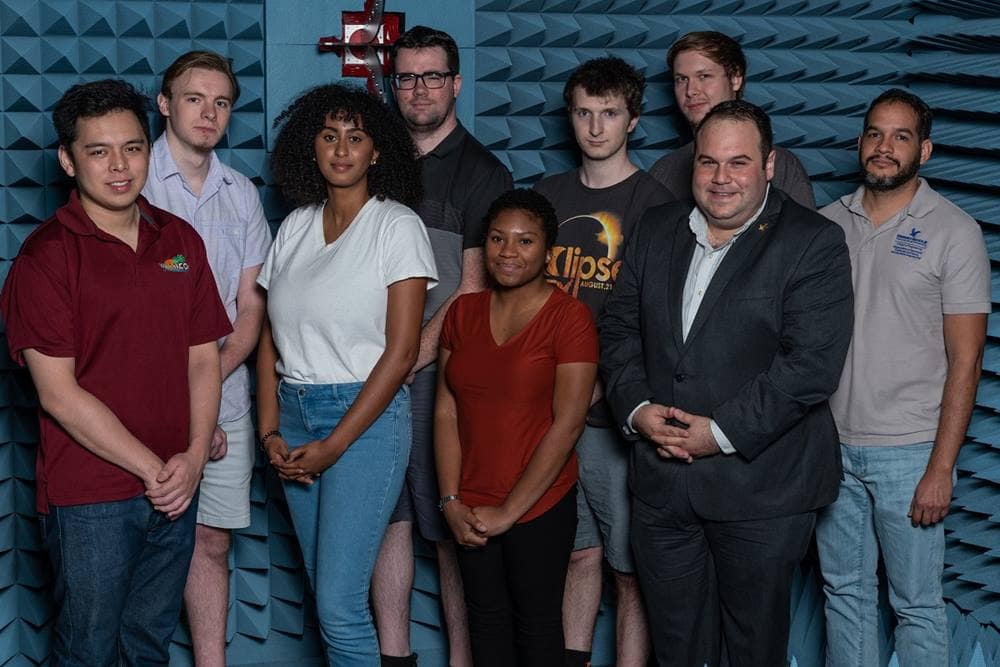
xmin=444 ymin=502 xmax=518 ymax=548
xmin=265 ymin=436 xmax=346 ymax=484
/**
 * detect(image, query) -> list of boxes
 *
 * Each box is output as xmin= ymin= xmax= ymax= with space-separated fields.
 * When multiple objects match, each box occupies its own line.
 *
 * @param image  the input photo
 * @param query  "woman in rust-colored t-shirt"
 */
xmin=435 ymin=189 xmax=598 ymax=667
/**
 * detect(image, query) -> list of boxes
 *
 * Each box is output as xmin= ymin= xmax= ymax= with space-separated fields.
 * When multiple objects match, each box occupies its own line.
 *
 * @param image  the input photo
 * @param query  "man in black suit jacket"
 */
xmin=600 ymin=100 xmax=854 ymax=666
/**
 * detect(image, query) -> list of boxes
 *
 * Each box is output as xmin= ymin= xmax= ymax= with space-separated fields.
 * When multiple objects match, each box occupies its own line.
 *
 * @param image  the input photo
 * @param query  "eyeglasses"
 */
xmin=391 ymin=71 xmax=455 ymax=90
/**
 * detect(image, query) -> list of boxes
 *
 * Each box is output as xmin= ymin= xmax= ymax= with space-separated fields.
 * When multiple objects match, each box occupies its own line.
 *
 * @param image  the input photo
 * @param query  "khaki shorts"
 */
xmin=197 ymin=411 xmax=255 ymax=529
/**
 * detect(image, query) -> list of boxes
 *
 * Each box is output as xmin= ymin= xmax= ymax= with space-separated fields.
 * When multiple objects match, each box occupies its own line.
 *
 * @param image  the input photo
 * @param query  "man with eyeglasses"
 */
xmin=373 ymin=24 xmax=512 ymax=667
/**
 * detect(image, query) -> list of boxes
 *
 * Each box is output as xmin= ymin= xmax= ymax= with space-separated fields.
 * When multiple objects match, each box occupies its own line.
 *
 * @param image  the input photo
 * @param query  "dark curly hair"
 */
xmin=53 ymin=79 xmax=151 ymax=148
xmin=563 ymin=56 xmax=646 ymax=119
xmin=483 ymin=189 xmax=559 ymax=249
xmin=271 ymin=83 xmax=421 ymax=208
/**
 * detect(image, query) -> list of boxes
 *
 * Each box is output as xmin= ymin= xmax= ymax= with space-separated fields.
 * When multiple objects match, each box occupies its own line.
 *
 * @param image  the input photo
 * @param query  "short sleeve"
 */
xmin=379 ymin=208 xmax=438 ymax=289
xmin=462 ymin=164 xmax=513 ymax=250
xmin=554 ymin=298 xmax=599 ymax=365
xmin=187 ymin=236 xmax=233 ymax=344
xmin=0 ymin=253 xmax=75 ymax=364
xmin=242 ymin=188 xmax=272 ymax=269
xmin=941 ymin=219 xmax=992 ymax=314
xmin=256 ymin=213 xmax=289 ymax=291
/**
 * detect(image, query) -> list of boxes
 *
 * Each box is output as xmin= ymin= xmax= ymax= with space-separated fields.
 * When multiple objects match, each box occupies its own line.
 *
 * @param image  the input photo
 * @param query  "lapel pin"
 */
xmin=758 ymin=223 xmax=769 ymax=232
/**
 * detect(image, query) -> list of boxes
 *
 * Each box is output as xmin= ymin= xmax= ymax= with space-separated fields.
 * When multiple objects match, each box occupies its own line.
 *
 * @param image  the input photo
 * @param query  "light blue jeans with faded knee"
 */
xmin=816 ymin=442 xmax=948 ymax=667
xmin=279 ymin=380 xmax=411 ymax=667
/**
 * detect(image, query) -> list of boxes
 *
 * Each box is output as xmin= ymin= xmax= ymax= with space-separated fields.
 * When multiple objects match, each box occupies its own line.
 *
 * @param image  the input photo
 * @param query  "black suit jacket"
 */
xmin=600 ymin=189 xmax=854 ymax=521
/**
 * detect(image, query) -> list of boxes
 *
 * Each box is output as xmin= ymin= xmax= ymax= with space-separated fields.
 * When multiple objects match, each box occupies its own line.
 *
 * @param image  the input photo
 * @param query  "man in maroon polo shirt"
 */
xmin=0 ymin=79 xmax=231 ymax=665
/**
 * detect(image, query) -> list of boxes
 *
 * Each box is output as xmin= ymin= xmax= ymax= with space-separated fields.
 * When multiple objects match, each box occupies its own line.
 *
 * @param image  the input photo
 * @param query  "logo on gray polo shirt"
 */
xmin=890 ymin=228 xmax=927 ymax=260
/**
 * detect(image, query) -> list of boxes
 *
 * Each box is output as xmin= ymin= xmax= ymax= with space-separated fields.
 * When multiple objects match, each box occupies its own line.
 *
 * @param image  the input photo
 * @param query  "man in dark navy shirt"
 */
xmin=372 ymin=25 xmax=512 ymax=667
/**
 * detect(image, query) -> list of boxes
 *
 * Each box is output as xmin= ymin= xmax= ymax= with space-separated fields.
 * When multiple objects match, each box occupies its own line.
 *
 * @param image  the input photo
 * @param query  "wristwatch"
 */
xmin=438 ymin=494 xmax=460 ymax=511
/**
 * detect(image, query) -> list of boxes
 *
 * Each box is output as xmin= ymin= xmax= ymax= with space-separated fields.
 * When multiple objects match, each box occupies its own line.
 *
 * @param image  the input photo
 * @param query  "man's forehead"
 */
xmin=395 ymin=46 xmax=449 ymax=67
xmin=696 ymin=118 xmax=763 ymax=154
xmin=699 ymin=117 xmax=757 ymax=138
xmin=170 ymin=67 xmax=233 ymax=96
xmin=571 ymin=88 xmax=627 ymax=108
xmin=75 ymin=110 xmax=144 ymax=135
xmin=673 ymin=49 xmax=725 ymax=71
xmin=866 ymin=102 xmax=920 ymax=132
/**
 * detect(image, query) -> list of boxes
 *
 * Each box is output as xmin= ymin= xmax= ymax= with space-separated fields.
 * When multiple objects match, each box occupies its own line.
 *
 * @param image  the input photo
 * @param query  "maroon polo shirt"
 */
xmin=0 ymin=191 xmax=232 ymax=512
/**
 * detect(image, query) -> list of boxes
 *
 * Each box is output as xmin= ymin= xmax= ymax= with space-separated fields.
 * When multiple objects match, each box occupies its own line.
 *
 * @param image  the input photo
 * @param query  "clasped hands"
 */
xmin=144 ymin=450 xmax=205 ymax=521
xmin=633 ymin=403 xmax=720 ymax=462
xmin=443 ymin=501 xmax=516 ymax=548
xmin=264 ymin=435 xmax=346 ymax=484
xmin=145 ymin=425 xmax=226 ymax=520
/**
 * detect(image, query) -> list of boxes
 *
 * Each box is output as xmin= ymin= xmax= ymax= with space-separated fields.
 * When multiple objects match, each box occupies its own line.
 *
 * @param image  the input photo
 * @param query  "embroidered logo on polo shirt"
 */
xmin=890 ymin=228 xmax=927 ymax=260
xmin=159 ymin=254 xmax=190 ymax=272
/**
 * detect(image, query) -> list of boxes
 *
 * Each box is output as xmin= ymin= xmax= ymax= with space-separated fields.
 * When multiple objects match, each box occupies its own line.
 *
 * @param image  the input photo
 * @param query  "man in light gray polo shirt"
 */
xmin=143 ymin=51 xmax=271 ymax=666
xmin=816 ymin=89 xmax=990 ymax=666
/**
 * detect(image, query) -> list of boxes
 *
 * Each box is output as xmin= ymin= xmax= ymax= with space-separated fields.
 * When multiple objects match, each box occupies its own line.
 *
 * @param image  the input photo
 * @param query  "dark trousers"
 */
xmin=632 ymin=493 xmax=815 ymax=667
xmin=455 ymin=489 xmax=577 ymax=667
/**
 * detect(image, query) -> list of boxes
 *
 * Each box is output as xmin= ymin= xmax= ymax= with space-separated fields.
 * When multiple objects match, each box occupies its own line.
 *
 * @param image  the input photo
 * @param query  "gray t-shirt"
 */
xmin=822 ymin=178 xmax=991 ymax=446
xmin=650 ymin=141 xmax=816 ymax=210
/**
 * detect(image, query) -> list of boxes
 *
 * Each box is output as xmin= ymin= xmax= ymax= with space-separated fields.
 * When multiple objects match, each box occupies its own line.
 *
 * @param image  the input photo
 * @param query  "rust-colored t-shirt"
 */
xmin=441 ymin=288 xmax=598 ymax=523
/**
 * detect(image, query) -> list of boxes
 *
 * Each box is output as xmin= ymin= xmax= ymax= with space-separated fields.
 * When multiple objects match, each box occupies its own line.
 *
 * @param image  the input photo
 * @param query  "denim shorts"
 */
xmin=573 ymin=424 xmax=636 ymax=573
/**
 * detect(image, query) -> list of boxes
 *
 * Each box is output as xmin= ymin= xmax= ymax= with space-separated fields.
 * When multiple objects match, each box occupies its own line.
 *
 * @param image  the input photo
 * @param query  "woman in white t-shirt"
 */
xmin=256 ymin=84 xmax=437 ymax=666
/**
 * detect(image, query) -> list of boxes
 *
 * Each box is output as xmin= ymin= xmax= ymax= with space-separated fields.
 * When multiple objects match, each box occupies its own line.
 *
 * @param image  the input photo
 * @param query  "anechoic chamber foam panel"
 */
xmin=473 ymin=1 xmax=1000 ymax=666
xmin=0 ymin=1 xmax=325 ymax=665
xmin=0 ymin=1 xmax=998 ymax=666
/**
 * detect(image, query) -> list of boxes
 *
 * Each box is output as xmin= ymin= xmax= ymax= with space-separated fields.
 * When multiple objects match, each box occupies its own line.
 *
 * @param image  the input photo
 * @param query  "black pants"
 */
xmin=455 ymin=488 xmax=576 ymax=667
xmin=632 ymin=493 xmax=815 ymax=667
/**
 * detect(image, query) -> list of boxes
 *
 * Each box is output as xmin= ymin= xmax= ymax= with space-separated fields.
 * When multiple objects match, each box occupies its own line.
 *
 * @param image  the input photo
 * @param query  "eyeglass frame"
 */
xmin=391 ymin=70 xmax=457 ymax=90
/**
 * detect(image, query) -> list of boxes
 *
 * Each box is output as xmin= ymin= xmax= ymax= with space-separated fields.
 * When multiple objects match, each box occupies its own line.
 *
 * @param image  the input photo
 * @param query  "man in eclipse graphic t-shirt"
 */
xmin=534 ymin=56 xmax=671 ymax=667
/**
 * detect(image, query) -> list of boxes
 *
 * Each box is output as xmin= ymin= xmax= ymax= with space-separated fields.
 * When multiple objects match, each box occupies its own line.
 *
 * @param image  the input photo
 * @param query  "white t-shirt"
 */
xmin=258 ymin=197 xmax=438 ymax=384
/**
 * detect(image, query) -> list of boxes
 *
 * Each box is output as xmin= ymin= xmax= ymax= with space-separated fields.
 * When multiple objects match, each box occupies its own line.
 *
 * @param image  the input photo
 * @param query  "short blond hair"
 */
xmin=160 ymin=50 xmax=240 ymax=103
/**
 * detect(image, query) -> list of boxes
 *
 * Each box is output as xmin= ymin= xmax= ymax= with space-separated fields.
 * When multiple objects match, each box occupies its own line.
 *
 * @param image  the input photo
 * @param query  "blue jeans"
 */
xmin=279 ymin=381 xmax=411 ymax=666
xmin=41 ymin=493 xmax=198 ymax=666
xmin=815 ymin=442 xmax=948 ymax=666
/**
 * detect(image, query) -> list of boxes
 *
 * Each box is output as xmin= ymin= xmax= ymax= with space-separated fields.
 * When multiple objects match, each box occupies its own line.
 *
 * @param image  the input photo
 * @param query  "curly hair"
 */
xmin=271 ymin=83 xmax=421 ymax=208
xmin=563 ymin=56 xmax=646 ymax=119
xmin=53 ymin=79 xmax=150 ymax=148
xmin=483 ymin=188 xmax=559 ymax=249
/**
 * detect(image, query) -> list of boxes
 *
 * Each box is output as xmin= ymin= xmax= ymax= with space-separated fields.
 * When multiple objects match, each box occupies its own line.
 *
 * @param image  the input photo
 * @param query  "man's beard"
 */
xmin=861 ymin=153 xmax=921 ymax=192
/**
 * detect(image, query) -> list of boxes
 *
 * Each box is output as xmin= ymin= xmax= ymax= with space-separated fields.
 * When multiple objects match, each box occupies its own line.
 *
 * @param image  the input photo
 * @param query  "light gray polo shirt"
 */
xmin=821 ymin=178 xmax=991 ymax=446
xmin=143 ymin=135 xmax=272 ymax=423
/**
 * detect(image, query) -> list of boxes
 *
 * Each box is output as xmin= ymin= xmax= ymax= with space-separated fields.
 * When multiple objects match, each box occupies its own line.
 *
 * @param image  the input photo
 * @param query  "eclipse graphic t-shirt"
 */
xmin=534 ymin=169 xmax=671 ymax=425
xmin=535 ymin=169 xmax=671 ymax=318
